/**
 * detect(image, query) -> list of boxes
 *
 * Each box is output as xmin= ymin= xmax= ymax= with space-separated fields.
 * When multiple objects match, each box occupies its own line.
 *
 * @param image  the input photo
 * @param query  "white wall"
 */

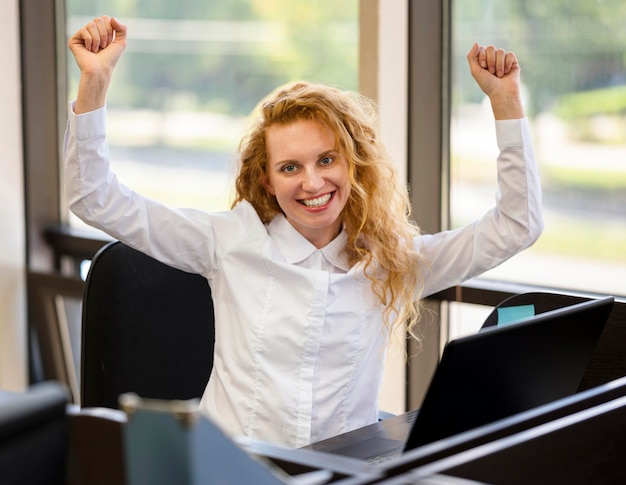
xmin=377 ymin=0 xmax=409 ymax=416
xmin=0 ymin=0 xmax=27 ymax=391
xmin=378 ymin=0 xmax=408 ymax=184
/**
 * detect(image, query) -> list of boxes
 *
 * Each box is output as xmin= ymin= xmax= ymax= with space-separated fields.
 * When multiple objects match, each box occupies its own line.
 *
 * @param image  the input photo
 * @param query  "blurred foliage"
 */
xmin=453 ymin=0 xmax=626 ymax=119
xmin=67 ymin=0 xmax=358 ymax=115
xmin=555 ymin=86 xmax=626 ymax=119
xmin=542 ymin=164 xmax=626 ymax=191
xmin=452 ymin=0 xmax=626 ymax=267
xmin=553 ymin=86 xmax=626 ymax=143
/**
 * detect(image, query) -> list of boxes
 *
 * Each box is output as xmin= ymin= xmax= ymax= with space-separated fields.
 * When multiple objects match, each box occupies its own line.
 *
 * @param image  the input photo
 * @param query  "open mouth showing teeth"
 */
xmin=300 ymin=192 xmax=333 ymax=208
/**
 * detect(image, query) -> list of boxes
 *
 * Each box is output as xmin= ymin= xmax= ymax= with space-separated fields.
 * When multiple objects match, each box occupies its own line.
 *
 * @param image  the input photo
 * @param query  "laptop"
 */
xmin=303 ymin=296 xmax=614 ymax=464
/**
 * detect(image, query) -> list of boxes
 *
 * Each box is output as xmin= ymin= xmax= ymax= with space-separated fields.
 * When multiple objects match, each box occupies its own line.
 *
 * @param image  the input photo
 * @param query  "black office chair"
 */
xmin=81 ymin=241 xmax=215 ymax=409
xmin=481 ymin=291 xmax=591 ymax=329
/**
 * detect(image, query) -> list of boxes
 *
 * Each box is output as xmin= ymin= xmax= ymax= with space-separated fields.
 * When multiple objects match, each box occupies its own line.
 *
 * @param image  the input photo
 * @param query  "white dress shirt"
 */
xmin=64 ymin=102 xmax=543 ymax=447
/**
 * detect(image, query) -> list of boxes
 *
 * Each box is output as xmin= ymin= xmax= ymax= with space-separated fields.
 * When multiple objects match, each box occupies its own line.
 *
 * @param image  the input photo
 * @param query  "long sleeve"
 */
xmin=63 ymin=101 xmax=244 ymax=278
xmin=418 ymin=118 xmax=544 ymax=297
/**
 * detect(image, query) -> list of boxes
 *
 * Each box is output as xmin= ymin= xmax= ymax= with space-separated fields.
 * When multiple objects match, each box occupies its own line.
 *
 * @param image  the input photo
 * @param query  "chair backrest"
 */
xmin=481 ymin=291 xmax=591 ymax=329
xmin=81 ymin=241 xmax=215 ymax=409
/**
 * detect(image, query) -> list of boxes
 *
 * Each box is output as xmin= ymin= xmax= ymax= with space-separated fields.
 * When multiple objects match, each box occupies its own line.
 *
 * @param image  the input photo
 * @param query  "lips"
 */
xmin=299 ymin=192 xmax=334 ymax=208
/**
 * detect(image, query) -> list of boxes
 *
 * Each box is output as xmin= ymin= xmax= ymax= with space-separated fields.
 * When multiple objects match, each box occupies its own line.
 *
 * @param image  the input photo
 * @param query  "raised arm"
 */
xmin=64 ymin=16 xmax=221 ymax=278
xmin=418 ymin=43 xmax=543 ymax=297
xmin=68 ymin=15 xmax=127 ymax=114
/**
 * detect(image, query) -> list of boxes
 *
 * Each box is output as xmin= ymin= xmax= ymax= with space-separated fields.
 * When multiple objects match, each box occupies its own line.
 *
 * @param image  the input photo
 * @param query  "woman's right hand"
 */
xmin=68 ymin=16 xmax=127 ymax=114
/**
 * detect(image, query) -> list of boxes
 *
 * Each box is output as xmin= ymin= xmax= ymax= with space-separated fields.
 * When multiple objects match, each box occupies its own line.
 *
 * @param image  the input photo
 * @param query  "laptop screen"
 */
xmin=404 ymin=296 xmax=614 ymax=450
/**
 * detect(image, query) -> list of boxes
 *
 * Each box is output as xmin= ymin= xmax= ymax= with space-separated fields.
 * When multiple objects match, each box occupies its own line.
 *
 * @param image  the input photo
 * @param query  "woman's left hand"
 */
xmin=467 ymin=42 xmax=524 ymax=119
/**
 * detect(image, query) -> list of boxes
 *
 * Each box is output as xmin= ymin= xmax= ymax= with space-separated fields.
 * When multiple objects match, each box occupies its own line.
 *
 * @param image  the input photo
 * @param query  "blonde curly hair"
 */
xmin=233 ymin=81 xmax=424 ymax=338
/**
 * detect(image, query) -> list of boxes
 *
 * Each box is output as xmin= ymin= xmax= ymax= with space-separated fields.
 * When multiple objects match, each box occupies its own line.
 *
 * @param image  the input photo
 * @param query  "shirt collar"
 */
xmin=267 ymin=214 xmax=351 ymax=272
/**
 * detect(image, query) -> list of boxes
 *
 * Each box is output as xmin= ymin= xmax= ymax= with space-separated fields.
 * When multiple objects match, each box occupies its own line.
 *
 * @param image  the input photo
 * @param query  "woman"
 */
xmin=66 ymin=16 xmax=543 ymax=447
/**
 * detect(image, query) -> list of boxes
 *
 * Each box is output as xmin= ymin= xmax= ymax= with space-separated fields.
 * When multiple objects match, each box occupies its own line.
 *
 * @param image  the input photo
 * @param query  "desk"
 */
xmin=375 ymin=395 xmax=626 ymax=485
xmin=64 ymin=377 xmax=626 ymax=484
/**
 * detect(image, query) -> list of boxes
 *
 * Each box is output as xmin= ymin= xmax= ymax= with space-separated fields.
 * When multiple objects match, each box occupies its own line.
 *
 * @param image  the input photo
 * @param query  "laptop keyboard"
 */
xmin=365 ymin=452 xmax=402 ymax=465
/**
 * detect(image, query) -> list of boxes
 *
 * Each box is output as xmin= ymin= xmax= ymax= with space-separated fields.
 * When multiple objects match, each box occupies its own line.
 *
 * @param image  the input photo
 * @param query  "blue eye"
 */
xmin=281 ymin=164 xmax=297 ymax=173
xmin=320 ymin=156 xmax=334 ymax=166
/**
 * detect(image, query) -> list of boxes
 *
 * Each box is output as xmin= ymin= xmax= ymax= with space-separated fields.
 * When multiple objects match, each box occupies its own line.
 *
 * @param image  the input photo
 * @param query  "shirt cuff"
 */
xmin=68 ymin=100 xmax=107 ymax=140
xmin=495 ymin=117 xmax=531 ymax=149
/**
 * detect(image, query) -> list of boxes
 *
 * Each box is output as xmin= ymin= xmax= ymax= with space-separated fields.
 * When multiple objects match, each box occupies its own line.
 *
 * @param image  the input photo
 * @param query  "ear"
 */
xmin=261 ymin=174 xmax=275 ymax=195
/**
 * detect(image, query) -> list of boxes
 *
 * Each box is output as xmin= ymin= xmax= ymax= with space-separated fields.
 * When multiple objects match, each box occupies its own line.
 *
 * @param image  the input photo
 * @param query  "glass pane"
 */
xmin=451 ymin=0 xmax=626 ymax=297
xmin=66 ymin=1 xmax=358 ymax=226
xmin=448 ymin=302 xmax=492 ymax=341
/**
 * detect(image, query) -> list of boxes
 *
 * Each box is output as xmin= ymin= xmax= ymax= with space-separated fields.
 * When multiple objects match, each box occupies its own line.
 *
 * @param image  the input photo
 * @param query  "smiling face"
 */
xmin=263 ymin=119 xmax=352 ymax=249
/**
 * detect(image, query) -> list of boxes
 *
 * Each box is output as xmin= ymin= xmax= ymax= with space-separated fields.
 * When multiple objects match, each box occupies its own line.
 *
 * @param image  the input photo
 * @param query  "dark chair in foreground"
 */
xmin=0 ymin=381 xmax=69 ymax=485
xmin=81 ymin=241 xmax=215 ymax=409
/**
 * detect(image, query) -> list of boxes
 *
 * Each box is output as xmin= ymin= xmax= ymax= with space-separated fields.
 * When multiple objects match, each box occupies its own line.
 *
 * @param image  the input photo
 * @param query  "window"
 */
xmin=450 ymin=1 xmax=626 ymax=339
xmin=33 ymin=0 xmax=358 ymax=401
xmin=65 ymin=0 xmax=358 ymax=227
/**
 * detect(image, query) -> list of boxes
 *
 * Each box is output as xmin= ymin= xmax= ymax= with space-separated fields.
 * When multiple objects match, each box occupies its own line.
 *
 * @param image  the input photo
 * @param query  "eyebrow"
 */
xmin=273 ymin=149 xmax=338 ymax=167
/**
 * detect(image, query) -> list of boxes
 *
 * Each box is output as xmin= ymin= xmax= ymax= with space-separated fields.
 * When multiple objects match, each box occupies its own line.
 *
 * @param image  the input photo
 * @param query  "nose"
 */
xmin=302 ymin=167 xmax=325 ymax=193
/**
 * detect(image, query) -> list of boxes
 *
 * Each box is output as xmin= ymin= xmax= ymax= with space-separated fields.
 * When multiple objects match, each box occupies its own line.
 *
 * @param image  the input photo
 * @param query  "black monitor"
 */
xmin=0 ymin=381 xmax=69 ymax=485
